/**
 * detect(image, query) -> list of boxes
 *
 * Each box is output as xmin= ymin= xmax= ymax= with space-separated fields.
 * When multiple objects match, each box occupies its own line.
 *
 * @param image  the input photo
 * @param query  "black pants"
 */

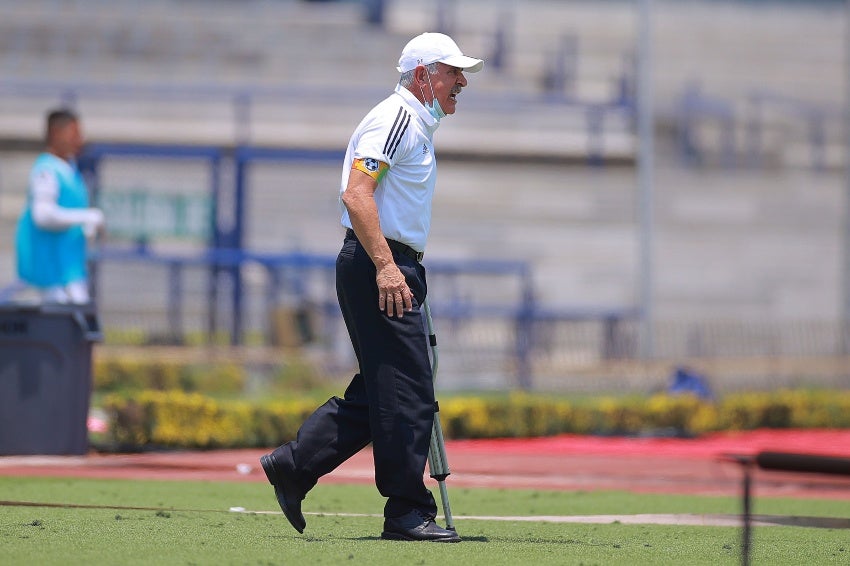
xmin=270 ymin=232 xmax=437 ymax=519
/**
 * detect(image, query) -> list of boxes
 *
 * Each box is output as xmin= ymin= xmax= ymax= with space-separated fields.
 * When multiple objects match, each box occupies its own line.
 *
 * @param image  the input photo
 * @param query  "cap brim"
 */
xmin=396 ymin=55 xmax=484 ymax=74
xmin=440 ymin=54 xmax=484 ymax=73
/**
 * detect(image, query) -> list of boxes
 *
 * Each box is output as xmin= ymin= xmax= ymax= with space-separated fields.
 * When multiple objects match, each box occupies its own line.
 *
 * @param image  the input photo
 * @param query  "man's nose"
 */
xmin=457 ymin=72 xmax=468 ymax=86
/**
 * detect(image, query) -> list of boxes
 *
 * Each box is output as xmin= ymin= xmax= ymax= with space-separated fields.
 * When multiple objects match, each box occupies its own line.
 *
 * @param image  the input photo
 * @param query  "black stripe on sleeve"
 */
xmin=383 ymin=106 xmax=410 ymax=159
xmin=387 ymin=112 xmax=411 ymax=160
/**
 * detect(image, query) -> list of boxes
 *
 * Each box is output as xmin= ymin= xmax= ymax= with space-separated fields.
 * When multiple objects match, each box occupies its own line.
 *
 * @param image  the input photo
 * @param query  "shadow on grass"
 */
xmin=754 ymin=515 xmax=850 ymax=529
xmin=291 ymin=535 xmax=491 ymax=542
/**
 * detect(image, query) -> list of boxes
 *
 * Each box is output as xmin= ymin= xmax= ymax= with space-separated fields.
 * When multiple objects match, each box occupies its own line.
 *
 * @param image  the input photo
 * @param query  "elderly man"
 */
xmin=261 ymin=32 xmax=483 ymax=542
xmin=15 ymin=109 xmax=104 ymax=304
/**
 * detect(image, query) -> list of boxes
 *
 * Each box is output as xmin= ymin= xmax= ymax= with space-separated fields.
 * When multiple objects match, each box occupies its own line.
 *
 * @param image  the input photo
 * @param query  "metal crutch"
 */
xmin=423 ymin=297 xmax=455 ymax=531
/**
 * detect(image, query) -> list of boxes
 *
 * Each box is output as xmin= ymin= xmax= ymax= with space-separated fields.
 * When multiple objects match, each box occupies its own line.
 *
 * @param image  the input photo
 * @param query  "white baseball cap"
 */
xmin=396 ymin=32 xmax=484 ymax=74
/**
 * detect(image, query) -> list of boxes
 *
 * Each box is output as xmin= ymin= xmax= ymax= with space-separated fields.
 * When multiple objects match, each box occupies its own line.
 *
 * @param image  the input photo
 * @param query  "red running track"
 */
xmin=2 ymin=429 xmax=850 ymax=499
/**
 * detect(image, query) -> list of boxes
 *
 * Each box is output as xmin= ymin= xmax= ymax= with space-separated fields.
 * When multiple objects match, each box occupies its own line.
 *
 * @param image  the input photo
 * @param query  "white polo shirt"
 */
xmin=340 ymin=84 xmax=440 ymax=253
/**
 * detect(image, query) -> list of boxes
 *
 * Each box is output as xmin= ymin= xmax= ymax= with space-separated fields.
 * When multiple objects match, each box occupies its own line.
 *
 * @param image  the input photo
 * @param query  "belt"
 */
xmin=346 ymin=229 xmax=423 ymax=262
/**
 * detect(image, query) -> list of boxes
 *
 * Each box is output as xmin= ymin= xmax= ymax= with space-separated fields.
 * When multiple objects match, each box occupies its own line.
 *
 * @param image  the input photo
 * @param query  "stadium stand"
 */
xmin=0 ymin=0 xmax=847 ymax=390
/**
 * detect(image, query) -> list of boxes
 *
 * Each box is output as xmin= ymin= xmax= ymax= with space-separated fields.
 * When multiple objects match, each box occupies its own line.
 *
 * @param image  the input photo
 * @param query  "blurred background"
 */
xmin=0 ymin=0 xmax=847 ymax=394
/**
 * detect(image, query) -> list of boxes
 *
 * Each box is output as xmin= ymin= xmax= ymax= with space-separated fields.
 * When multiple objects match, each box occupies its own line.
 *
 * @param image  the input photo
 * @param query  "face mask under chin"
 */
xmin=421 ymin=74 xmax=446 ymax=121
xmin=425 ymin=98 xmax=446 ymax=121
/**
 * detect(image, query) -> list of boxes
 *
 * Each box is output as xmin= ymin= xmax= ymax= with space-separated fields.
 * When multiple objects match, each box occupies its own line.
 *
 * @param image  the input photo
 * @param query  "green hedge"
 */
xmin=103 ymin=391 xmax=318 ymax=449
xmin=442 ymin=390 xmax=850 ymax=437
xmin=100 ymin=389 xmax=850 ymax=451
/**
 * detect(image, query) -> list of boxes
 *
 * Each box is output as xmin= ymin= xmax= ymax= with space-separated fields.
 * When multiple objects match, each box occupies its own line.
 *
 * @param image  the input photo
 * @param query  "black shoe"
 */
xmin=260 ymin=453 xmax=306 ymax=533
xmin=381 ymin=510 xmax=461 ymax=542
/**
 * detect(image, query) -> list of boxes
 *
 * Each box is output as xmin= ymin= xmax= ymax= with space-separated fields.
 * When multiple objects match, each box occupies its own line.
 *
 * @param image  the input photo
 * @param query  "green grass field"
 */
xmin=2 ymin=477 xmax=849 ymax=565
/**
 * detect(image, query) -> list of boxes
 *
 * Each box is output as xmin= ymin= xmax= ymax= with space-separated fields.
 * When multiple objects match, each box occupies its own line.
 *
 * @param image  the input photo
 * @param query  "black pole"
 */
xmin=741 ymin=463 xmax=752 ymax=566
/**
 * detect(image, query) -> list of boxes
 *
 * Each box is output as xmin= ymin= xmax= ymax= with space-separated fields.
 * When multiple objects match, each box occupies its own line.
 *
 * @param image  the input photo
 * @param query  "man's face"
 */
xmin=422 ymin=62 xmax=469 ymax=115
xmin=50 ymin=120 xmax=85 ymax=160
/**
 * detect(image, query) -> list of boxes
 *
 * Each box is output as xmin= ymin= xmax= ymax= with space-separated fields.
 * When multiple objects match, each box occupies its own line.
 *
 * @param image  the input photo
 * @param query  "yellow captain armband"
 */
xmin=352 ymin=157 xmax=389 ymax=182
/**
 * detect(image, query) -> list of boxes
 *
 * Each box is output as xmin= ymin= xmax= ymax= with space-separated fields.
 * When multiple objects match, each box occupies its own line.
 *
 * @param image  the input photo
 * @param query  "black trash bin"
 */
xmin=0 ymin=303 xmax=102 ymax=455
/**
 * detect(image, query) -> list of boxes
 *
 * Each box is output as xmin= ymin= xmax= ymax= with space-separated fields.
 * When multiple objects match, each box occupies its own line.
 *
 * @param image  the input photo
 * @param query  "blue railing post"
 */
xmin=167 ymin=261 xmax=183 ymax=343
xmin=78 ymin=152 xmax=101 ymax=303
xmin=514 ymin=266 xmax=536 ymax=390
xmin=208 ymin=153 xmax=222 ymax=344
xmin=231 ymin=152 xmax=248 ymax=345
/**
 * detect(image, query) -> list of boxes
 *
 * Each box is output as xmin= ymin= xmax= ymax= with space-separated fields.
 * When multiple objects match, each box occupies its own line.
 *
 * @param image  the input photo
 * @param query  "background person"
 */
xmin=15 ymin=108 xmax=104 ymax=304
xmin=260 ymin=32 xmax=483 ymax=542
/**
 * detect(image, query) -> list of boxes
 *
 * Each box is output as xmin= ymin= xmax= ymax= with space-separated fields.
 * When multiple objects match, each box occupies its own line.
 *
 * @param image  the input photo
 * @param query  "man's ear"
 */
xmin=414 ymin=65 xmax=428 ymax=86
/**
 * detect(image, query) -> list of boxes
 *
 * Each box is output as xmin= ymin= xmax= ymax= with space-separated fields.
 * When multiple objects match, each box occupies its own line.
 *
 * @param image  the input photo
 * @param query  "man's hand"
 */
xmin=82 ymin=208 xmax=105 ymax=238
xmin=376 ymin=263 xmax=413 ymax=318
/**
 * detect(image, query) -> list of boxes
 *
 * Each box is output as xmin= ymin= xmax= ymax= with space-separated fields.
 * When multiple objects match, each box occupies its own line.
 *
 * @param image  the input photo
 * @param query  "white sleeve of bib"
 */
xmin=30 ymin=169 xmax=104 ymax=234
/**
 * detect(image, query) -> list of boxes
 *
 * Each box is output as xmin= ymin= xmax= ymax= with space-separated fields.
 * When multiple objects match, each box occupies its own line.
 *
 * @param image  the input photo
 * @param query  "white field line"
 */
xmin=1 ymin=501 xmax=840 ymax=529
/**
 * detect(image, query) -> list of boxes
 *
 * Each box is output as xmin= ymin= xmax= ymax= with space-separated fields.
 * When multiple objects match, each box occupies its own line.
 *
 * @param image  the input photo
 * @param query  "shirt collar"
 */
xmin=394 ymin=84 xmax=440 ymax=133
